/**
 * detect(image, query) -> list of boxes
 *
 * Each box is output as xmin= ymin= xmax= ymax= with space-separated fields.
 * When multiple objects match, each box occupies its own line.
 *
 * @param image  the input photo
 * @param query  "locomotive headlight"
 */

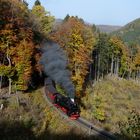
xmin=71 ymin=98 xmax=74 ymax=102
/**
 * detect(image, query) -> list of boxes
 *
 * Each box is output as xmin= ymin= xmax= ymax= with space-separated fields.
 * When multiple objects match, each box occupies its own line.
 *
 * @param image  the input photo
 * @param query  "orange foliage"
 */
xmin=0 ymin=0 xmax=37 ymax=90
xmin=49 ymin=17 xmax=95 ymax=96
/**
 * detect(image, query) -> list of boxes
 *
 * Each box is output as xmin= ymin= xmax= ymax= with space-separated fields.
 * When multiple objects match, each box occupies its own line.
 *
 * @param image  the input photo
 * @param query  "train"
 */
xmin=44 ymin=78 xmax=80 ymax=120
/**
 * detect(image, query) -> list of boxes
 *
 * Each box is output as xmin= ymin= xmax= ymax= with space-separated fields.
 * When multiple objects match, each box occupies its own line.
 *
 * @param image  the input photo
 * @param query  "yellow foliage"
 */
xmin=49 ymin=17 xmax=96 ymax=97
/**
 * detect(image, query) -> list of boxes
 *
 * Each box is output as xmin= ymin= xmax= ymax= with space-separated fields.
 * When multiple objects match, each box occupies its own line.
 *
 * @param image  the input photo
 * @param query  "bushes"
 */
xmin=81 ymin=76 xmax=140 ymax=134
xmin=119 ymin=110 xmax=140 ymax=139
xmin=81 ymin=86 xmax=106 ymax=121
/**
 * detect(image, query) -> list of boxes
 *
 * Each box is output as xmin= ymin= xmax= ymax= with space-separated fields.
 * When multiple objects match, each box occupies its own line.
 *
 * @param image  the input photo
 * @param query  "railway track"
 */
xmin=43 ymin=87 xmax=117 ymax=140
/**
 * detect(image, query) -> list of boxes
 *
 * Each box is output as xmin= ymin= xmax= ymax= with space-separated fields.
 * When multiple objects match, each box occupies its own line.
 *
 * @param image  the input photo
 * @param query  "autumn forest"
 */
xmin=0 ymin=0 xmax=140 ymax=139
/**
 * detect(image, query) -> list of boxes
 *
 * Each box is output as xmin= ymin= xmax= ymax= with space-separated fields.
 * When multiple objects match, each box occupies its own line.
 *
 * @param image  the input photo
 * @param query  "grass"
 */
xmin=0 ymin=88 xmax=103 ymax=140
xmin=81 ymin=75 xmax=140 ymax=134
xmin=0 ymin=76 xmax=139 ymax=139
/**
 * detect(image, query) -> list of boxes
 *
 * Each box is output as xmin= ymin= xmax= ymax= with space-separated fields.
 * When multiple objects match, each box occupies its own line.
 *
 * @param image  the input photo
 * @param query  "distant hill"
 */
xmin=96 ymin=25 xmax=121 ymax=33
xmin=55 ymin=18 xmax=63 ymax=24
xmin=54 ymin=19 xmax=122 ymax=34
xmin=112 ymin=18 xmax=140 ymax=45
xmin=54 ymin=18 xmax=63 ymax=26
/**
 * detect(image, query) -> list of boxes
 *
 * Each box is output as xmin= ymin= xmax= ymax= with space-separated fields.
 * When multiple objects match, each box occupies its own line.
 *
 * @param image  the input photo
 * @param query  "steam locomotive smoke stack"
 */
xmin=40 ymin=41 xmax=75 ymax=99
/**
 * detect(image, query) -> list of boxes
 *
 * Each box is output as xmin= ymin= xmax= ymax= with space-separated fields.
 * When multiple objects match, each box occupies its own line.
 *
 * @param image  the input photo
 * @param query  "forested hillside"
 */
xmin=0 ymin=89 xmax=100 ymax=140
xmin=96 ymin=25 xmax=121 ymax=33
xmin=0 ymin=0 xmax=54 ymax=93
xmin=81 ymin=76 xmax=140 ymax=135
xmin=112 ymin=18 xmax=140 ymax=45
xmin=0 ymin=0 xmax=140 ymax=139
xmin=1 ymin=0 xmax=140 ymax=97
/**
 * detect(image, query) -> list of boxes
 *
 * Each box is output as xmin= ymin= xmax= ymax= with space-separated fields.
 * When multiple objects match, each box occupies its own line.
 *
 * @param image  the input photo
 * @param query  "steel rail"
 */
xmin=42 ymin=87 xmax=117 ymax=140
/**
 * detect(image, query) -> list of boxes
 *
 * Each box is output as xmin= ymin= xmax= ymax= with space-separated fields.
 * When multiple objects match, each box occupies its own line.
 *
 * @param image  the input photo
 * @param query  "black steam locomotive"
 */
xmin=44 ymin=78 xmax=80 ymax=119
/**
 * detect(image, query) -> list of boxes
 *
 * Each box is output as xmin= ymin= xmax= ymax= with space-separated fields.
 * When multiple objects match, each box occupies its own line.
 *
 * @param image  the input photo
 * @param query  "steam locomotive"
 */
xmin=44 ymin=78 xmax=80 ymax=120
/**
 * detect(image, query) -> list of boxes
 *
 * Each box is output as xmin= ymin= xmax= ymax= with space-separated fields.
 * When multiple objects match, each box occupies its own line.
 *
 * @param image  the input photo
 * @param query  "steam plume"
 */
xmin=40 ymin=40 xmax=75 ymax=99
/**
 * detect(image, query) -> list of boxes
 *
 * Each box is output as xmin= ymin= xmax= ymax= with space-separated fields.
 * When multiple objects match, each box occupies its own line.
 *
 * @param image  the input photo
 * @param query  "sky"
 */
xmin=27 ymin=0 xmax=140 ymax=26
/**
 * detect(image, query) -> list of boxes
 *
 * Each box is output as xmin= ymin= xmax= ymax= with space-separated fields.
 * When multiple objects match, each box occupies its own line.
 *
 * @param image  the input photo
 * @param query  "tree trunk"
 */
xmin=128 ymin=70 xmax=132 ymax=80
xmin=138 ymin=70 xmax=140 ymax=82
xmin=136 ymin=70 xmax=140 ymax=82
xmin=107 ymin=61 xmax=109 ymax=74
xmin=0 ymin=76 xmax=2 ymax=93
xmin=94 ymin=55 xmax=97 ymax=81
xmin=114 ymin=58 xmax=116 ymax=75
xmin=116 ymin=57 xmax=119 ymax=77
xmin=97 ymin=54 xmax=100 ymax=81
xmin=122 ymin=70 xmax=126 ymax=78
xmin=8 ymin=78 xmax=12 ymax=95
xmin=6 ymin=53 xmax=12 ymax=95
xmin=15 ymin=84 xmax=19 ymax=105
xmin=0 ymin=104 xmax=4 ymax=110
xmin=111 ymin=54 xmax=114 ymax=75
xmin=89 ymin=63 xmax=92 ymax=81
